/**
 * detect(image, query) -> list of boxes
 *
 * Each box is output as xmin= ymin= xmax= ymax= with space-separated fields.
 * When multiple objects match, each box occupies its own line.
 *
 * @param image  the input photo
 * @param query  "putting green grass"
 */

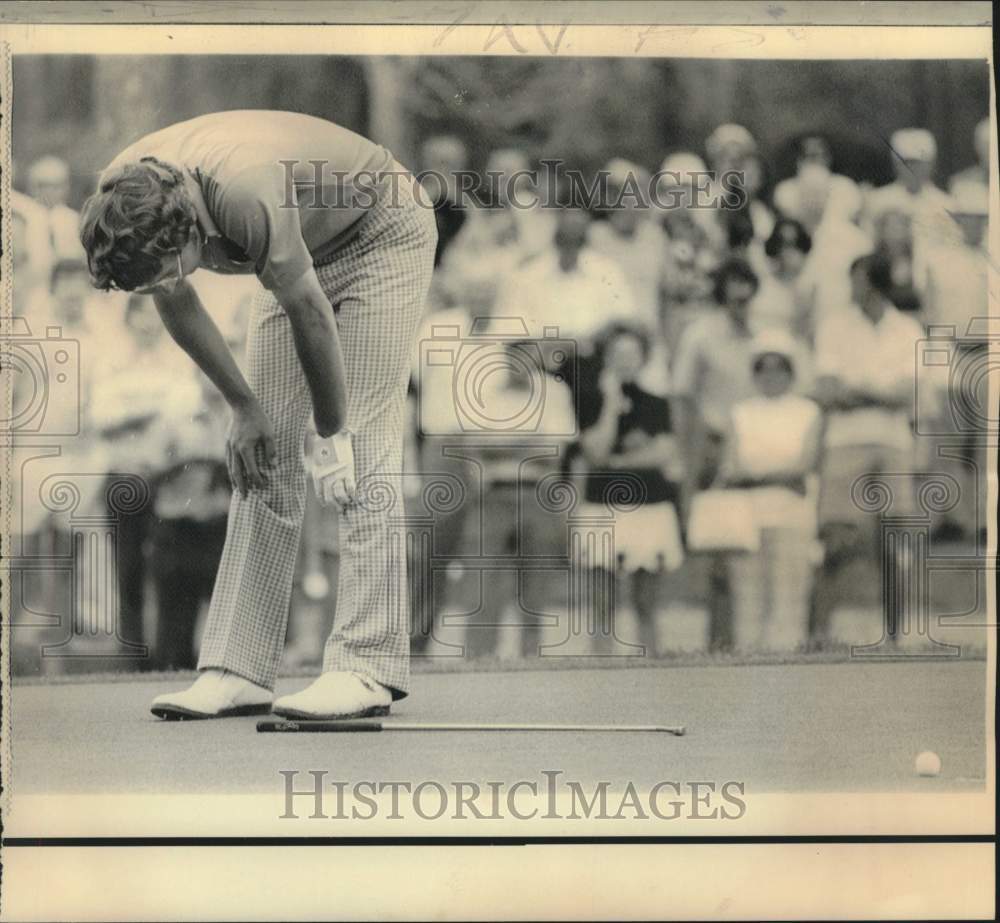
xmin=10 ymin=659 xmax=987 ymax=795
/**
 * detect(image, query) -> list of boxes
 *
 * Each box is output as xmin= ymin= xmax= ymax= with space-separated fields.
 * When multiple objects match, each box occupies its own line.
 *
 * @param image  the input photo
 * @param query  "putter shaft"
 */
xmin=258 ymin=720 xmax=685 ymax=735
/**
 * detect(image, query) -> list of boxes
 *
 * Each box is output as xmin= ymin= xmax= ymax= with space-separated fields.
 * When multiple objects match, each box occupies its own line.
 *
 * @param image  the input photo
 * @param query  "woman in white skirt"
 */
xmin=720 ymin=329 xmax=822 ymax=652
xmin=577 ymin=323 xmax=686 ymax=657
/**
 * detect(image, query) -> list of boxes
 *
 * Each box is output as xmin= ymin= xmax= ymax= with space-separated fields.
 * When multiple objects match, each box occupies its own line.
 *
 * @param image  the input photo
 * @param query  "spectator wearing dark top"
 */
xmin=418 ymin=134 xmax=469 ymax=266
xmin=578 ymin=323 xmax=685 ymax=657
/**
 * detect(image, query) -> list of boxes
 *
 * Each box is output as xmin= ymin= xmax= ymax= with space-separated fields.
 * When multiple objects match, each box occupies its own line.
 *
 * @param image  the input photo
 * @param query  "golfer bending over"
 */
xmin=80 ymin=110 xmax=437 ymax=720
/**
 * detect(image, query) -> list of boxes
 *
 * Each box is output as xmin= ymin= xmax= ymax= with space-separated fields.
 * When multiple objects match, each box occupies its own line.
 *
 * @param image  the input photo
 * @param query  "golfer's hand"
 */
xmin=227 ymin=402 xmax=277 ymax=497
xmin=306 ymin=430 xmax=356 ymax=509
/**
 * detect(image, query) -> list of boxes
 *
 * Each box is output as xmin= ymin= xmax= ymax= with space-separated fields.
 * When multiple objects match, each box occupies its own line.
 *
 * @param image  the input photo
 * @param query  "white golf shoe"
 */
xmin=272 ymin=671 xmax=392 ymax=720
xmin=150 ymin=669 xmax=273 ymax=720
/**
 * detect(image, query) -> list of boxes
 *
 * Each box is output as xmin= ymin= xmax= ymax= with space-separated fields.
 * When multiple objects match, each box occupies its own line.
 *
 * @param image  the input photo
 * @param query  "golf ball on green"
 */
xmin=915 ymin=751 xmax=941 ymax=777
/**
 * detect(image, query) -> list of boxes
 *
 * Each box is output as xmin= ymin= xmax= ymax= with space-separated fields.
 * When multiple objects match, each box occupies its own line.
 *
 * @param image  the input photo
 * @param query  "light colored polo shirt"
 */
xmin=587 ymin=218 xmax=669 ymax=330
xmin=103 ymin=110 xmax=395 ymax=291
xmin=773 ymin=172 xmax=863 ymax=227
xmin=671 ymin=309 xmax=756 ymax=434
xmin=921 ymin=241 xmax=990 ymax=335
xmin=807 ymin=218 xmax=873 ymax=321
xmin=494 ymin=246 xmax=637 ymax=341
xmin=814 ymin=301 xmax=922 ymax=450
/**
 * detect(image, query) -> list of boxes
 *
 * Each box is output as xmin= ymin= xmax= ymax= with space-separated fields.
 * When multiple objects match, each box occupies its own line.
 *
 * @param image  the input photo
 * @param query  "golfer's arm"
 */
xmin=276 ymin=270 xmax=348 ymax=438
xmin=153 ymin=280 xmax=257 ymax=410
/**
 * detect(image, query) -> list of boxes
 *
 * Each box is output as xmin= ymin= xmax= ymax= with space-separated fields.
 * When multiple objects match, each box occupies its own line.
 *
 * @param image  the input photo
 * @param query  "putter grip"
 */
xmin=257 ymin=720 xmax=383 ymax=733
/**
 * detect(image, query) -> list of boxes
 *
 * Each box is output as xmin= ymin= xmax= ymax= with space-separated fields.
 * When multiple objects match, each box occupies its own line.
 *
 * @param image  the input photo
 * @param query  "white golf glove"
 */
xmin=306 ymin=429 xmax=356 ymax=509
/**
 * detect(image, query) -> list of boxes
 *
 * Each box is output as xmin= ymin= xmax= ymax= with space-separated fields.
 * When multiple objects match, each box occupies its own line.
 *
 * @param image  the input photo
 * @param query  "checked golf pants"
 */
xmin=197 ymin=181 xmax=437 ymax=698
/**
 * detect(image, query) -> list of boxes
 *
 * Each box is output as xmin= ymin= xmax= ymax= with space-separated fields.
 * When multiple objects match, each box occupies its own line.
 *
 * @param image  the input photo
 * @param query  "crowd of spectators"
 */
xmin=9 ymin=155 xmax=256 ymax=672
xmin=412 ymin=117 xmax=991 ymax=658
xmin=8 ymin=113 xmax=992 ymax=672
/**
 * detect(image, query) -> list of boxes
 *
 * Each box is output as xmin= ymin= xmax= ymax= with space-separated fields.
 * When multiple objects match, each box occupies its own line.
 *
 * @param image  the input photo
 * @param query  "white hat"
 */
xmin=950 ymin=181 xmax=988 ymax=216
xmin=706 ymin=124 xmax=756 ymax=161
xmin=890 ymin=128 xmax=937 ymax=162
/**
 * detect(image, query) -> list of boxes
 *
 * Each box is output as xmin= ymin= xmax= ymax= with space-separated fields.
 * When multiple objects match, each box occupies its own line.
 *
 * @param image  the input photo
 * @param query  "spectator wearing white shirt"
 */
xmin=655 ymin=151 xmax=726 ymax=255
xmin=494 ymin=206 xmax=637 ymax=346
xmin=11 ymin=186 xmax=54 ymax=298
xmin=812 ymin=252 xmax=923 ymax=643
xmin=773 ymin=136 xmax=874 ymax=324
xmin=918 ymin=181 xmax=991 ymax=542
xmin=672 ymin=257 xmax=761 ymax=651
xmin=773 ymin=134 xmax=863 ymax=233
xmin=27 ymin=155 xmax=86 ymax=262
xmin=673 ymin=257 xmax=761 ymax=484
xmin=589 ymin=158 xmax=672 ymax=394
xmin=29 ymin=258 xmax=125 ymax=421
xmin=485 ymin=146 xmax=557 ymax=261
xmin=865 ymin=128 xmax=959 ymax=261
xmin=461 ymin=335 xmax=577 ymax=658
xmin=807 ymin=216 xmax=874 ymax=323
xmin=721 ymin=330 xmax=822 ymax=651
xmin=438 ymin=204 xmax=524 ymax=318
xmin=10 ymin=210 xmax=38 ymax=312
xmin=32 ymin=257 xmax=92 ymax=327
xmin=921 ymin=182 xmax=990 ymax=335
xmin=753 ymin=217 xmax=818 ymax=342
xmin=89 ymin=293 xmax=205 ymax=659
xmin=589 ymin=159 xmax=668 ymax=331
xmin=98 ymin=291 xmax=189 ymax=382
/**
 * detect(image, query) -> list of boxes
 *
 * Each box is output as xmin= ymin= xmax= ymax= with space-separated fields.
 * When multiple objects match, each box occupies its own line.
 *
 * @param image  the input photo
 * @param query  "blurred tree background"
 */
xmin=11 ymin=54 xmax=989 ymax=207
